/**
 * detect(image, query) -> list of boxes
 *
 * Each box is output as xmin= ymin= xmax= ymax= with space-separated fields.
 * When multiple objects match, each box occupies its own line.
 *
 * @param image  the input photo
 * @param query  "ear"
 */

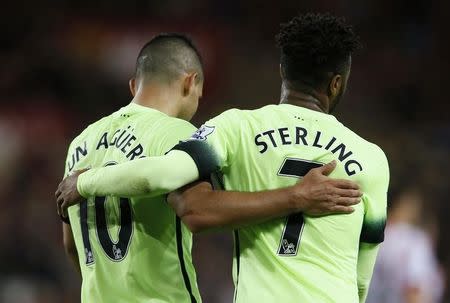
xmin=129 ymin=78 xmax=136 ymax=97
xmin=328 ymin=74 xmax=342 ymax=98
xmin=182 ymin=72 xmax=198 ymax=96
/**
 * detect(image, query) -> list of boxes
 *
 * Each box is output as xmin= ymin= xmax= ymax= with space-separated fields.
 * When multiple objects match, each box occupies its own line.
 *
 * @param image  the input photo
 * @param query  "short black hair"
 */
xmin=135 ymin=33 xmax=203 ymax=84
xmin=276 ymin=13 xmax=361 ymax=89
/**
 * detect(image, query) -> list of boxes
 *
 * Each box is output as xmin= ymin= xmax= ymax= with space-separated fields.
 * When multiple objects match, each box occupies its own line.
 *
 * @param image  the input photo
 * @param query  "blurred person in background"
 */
xmin=367 ymin=188 xmax=444 ymax=303
xmin=0 ymin=277 xmax=60 ymax=303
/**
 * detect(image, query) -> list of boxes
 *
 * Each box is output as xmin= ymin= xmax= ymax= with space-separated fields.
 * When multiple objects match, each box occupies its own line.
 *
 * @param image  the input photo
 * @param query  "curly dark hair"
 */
xmin=276 ymin=13 xmax=361 ymax=89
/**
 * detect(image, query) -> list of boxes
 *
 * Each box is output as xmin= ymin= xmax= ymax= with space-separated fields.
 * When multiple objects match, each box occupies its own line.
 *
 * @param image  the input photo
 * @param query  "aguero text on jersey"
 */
xmin=64 ymin=103 xmax=201 ymax=303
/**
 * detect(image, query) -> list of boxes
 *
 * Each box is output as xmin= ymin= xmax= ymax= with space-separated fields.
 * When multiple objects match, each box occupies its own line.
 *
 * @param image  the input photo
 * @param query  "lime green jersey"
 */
xmin=64 ymin=103 xmax=201 ymax=303
xmin=173 ymin=104 xmax=389 ymax=303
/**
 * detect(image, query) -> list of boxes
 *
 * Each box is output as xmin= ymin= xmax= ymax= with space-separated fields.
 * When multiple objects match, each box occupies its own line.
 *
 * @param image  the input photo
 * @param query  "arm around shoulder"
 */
xmin=168 ymin=161 xmax=363 ymax=233
xmin=77 ymin=150 xmax=200 ymax=198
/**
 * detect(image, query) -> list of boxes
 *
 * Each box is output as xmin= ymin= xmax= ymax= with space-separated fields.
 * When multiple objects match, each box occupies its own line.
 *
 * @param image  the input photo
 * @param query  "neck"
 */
xmin=279 ymin=82 xmax=329 ymax=113
xmin=131 ymin=82 xmax=181 ymax=118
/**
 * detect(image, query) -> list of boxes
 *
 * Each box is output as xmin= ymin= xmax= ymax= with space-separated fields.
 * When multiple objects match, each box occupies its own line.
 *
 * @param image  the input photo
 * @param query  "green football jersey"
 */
xmin=173 ymin=104 xmax=389 ymax=303
xmin=64 ymin=103 xmax=201 ymax=303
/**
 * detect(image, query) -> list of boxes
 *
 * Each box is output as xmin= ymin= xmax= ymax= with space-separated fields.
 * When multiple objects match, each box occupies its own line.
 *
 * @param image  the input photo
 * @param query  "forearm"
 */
xmin=77 ymin=150 xmax=199 ymax=198
xmin=67 ymin=250 xmax=81 ymax=276
xmin=357 ymin=242 xmax=380 ymax=303
xmin=62 ymin=223 xmax=81 ymax=276
xmin=168 ymin=182 xmax=298 ymax=232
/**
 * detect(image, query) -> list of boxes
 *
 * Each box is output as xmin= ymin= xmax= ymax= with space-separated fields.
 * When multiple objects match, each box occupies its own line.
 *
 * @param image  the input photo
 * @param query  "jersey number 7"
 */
xmin=276 ymin=158 xmax=322 ymax=256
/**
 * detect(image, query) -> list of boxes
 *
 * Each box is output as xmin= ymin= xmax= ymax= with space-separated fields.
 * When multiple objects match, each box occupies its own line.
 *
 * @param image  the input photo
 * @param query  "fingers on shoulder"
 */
xmin=331 ymin=179 xmax=359 ymax=190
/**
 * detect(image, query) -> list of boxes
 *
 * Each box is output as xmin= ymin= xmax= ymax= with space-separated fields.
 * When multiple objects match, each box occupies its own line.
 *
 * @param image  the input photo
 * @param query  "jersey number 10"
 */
xmin=79 ymin=162 xmax=133 ymax=265
xmin=277 ymin=158 xmax=322 ymax=256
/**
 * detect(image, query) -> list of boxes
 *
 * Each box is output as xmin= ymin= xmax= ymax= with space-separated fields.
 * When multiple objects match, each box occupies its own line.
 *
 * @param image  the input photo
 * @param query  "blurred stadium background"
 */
xmin=0 ymin=0 xmax=449 ymax=302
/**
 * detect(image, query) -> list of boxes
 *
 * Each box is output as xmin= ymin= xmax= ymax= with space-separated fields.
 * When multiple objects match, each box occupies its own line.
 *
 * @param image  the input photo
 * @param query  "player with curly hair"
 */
xmin=57 ymin=13 xmax=389 ymax=303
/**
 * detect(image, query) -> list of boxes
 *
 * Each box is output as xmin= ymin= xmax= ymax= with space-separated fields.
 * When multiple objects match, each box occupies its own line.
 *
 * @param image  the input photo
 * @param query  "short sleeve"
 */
xmin=171 ymin=109 xmax=242 ymax=180
xmin=360 ymin=148 xmax=390 ymax=243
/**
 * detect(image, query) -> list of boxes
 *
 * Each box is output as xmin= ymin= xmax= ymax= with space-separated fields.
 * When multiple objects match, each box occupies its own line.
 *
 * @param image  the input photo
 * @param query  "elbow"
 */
xmin=172 ymin=199 xmax=209 ymax=233
xmin=181 ymin=215 xmax=209 ymax=233
xmin=168 ymin=183 xmax=216 ymax=233
xmin=169 ymin=195 xmax=209 ymax=233
xmin=149 ymin=177 xmax=178 ymax=195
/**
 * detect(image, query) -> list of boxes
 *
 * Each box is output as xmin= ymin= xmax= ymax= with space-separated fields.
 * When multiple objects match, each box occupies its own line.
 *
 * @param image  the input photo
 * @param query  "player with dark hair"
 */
xmin=135 ymin=33 xmax=204 ymax=86
xmin=60 ymin=33 xmax=204 ymax=303
xmin=58 ymin=30 xmax=362 ymax=303
xmin=276 ymin=13 xmax=361 ymax=113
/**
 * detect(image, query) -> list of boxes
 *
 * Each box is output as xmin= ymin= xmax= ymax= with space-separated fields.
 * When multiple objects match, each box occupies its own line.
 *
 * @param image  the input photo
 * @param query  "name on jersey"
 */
xmin=254 ymin=127 xmax=362 ymax=176
xmin=67 ymin=126 xmax=144 ymax=172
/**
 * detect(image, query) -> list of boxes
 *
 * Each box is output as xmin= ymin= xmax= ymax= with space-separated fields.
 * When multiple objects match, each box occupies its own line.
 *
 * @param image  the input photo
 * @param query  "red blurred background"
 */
xmin=0 ymin=1 xmax=449 ymax=302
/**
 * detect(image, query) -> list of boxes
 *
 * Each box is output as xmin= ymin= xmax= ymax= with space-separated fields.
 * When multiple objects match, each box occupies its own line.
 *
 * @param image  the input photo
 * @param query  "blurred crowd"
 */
xmin=0 ymin=0 xmax=449 ymax=302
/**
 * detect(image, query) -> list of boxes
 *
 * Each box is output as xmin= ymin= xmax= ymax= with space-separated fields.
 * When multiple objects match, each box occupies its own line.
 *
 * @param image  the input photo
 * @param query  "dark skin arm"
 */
xmin=168 ymin=161 xmax=362 ymax=233
xmin=56 ymin=161 xmax=361 ymax=232
xmin=62 ymin=223 xmax=81 ymax=276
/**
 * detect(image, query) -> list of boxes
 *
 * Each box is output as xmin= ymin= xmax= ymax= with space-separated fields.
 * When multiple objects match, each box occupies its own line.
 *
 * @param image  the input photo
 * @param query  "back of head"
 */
xmin=276 ymin=13 xmax=361 ymax=91
xmin=389 ymin=187 xmax=424 ymax=225
xmin=135 ymin=33 xmax=203 ymax=85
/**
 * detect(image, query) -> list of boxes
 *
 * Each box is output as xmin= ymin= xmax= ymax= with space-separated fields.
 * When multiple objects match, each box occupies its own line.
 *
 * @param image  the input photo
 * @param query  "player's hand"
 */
xmin=290 ymin=160 xmax=362 ymax=215
xmin=55 ymin=169 xmax=89 ymax=218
